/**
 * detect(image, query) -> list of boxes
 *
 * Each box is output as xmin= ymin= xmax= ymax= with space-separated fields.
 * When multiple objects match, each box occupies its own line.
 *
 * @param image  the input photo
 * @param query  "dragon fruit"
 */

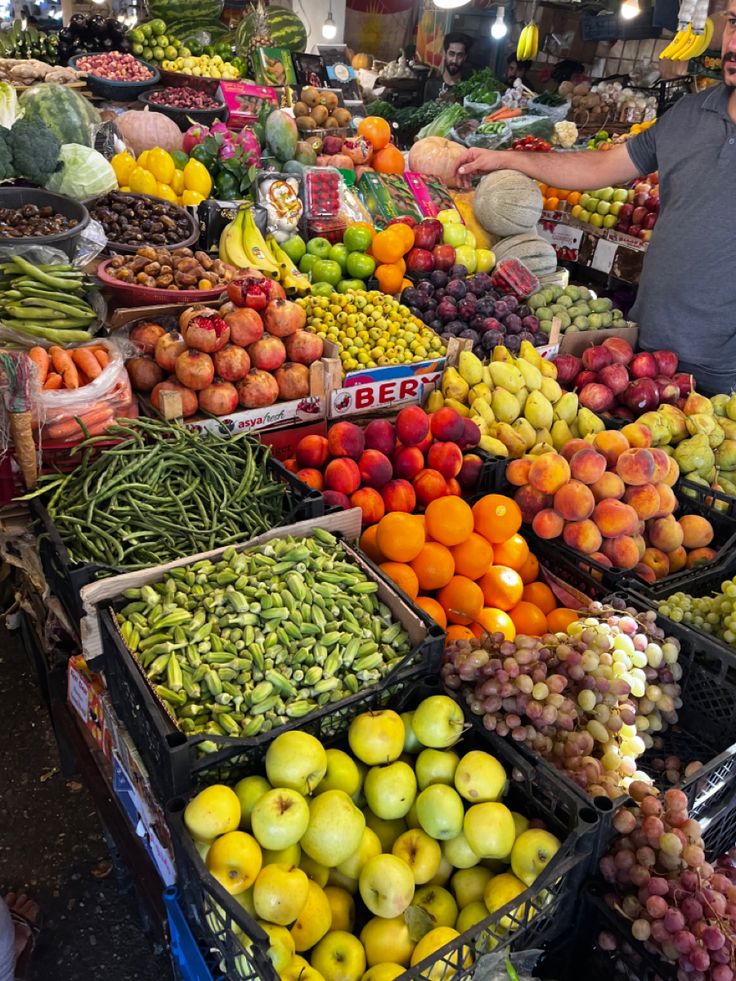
xmin=210 ymin=121 xmax=232 ymax=137
xmin=234 ymin=127 xmax=261 ymax=169
xmin=219 ymin=141 xmax=238 ymax=161
xmin=182 ymin=123 xmax=210 ymax=155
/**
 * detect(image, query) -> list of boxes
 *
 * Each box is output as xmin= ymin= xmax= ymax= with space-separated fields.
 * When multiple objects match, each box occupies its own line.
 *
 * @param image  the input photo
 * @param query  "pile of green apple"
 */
xmin=183 ymin=694 xmax=562 ymax=981
xmin=569 ymin=186 xmax=637 ymax=231
xmin=281 ymin=226 xmax=378 ymax=300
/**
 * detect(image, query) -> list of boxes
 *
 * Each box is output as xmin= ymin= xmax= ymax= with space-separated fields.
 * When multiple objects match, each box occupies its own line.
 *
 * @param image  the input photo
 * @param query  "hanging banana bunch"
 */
xmin=659 ymin=15 xmax=713 ymax=60
xmin=517 ymin=22 xmax=539 ymax=61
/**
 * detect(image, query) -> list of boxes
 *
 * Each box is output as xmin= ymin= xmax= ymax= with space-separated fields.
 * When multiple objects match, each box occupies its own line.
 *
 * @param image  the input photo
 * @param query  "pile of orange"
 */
xmin=538 ymin=184 xmax=581 ymax=213
xmin=370 ymin=223 xmax=415 ymax=295
xmin=360 ymin=493 xmax=579 ymax=642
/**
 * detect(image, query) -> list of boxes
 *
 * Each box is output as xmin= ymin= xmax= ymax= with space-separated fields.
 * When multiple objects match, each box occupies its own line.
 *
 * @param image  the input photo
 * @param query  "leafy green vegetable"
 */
xmin=454 ymin=68 xmax=505 ymax=104
xmin=416 ymin=104 xmax=469 ymax=140
xmin=5 ymin=118 xmax=60 ymax=186
xmin=0 ymin=128 xmax=14 ymax=180
xmin=45 ymin=144 xmax=117 ymax=200
xmin=0 ymin=82 xmax=18 ymax=130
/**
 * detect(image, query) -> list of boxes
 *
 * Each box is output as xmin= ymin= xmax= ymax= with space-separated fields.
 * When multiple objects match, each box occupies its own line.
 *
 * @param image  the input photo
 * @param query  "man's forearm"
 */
xmin=488 ymin=147 xmax=641 ymax=190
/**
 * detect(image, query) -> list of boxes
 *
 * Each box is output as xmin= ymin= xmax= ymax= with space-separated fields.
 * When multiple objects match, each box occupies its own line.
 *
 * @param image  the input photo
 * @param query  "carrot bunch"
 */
xmin=29 ymin=345 xmax=111 ymax=391
xmin=484 ymin=106 xmax=522 ymax=122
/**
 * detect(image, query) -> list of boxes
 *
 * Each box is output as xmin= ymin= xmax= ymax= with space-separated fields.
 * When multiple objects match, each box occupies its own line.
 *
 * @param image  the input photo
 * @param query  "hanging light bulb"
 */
xmin=491 ymin=5 xmax=508 ymax=38
xmin=322 ymin=2 xmax=337 ymax=39
xmin=620 ymin=0 xmax=640 ymax=18
xmin=433 ymin=0 xmax=471 ymax=11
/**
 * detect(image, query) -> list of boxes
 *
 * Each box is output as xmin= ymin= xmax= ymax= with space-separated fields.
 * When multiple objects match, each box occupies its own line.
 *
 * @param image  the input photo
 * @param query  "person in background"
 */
xmin=507 ymin=54 xmax=532 ymax=87
xmin=424 ymin=33 xmax=472 ymax=102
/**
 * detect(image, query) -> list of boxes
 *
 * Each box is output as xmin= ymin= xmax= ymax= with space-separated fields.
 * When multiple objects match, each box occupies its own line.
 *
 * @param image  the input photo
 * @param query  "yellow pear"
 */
xmin=712 ymin=393 xmax=729 ymax=416
xmin=515 ymin=358 xmax=542 ymax=391
xmin=444 ymin=397 xmax=471 ymax=417
xmin=492 ymin=422 xmax=527 ymax=458
xmin=540 ymin=376 xmax=562 ymax=403
xmin=469 ymin=382 xmax=492 ymax=403
xmin=529 ymin=441 xmax=555 ymax=456
xmin=512 ymin=417 xmax=536 ymax=450
xmin=458 ymin=350 xmax=484 ymax=386
xmin=472 ymin=398 xmax=495 ymax=427
xmin=553 ymin=391 xmax=578 ymax=424
xmin=491 ymin=388 xmax=521 ymax=423
xmin=524 ymin=390 xmax=554 ymax=431
xmin=489 ymin=361 xmax=525 ymax=393
xmin=539 ymin=358 xmax=558 ymax=378
xmin=551 ymin=420 xmax=573 ymax=452
xmin=478 ymin=434 xmax=509 ymax=456
xmin=425 ymin=389 xmax=444 ymax=412
xmin=441 ymin=366 xmax=469 ymax=403
xmin=492 ymin=344 xmax=512 ymax=362
xmin=577 ymin=407 xmax=604 ymax=437
xmin=518 ymin=339 xmax=542 ymax=368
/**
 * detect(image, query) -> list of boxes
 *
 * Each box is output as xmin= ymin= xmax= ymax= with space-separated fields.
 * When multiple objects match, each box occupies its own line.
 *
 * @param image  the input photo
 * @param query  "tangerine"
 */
xmin=359 ymin=525 xmax=384 ymax=565
xmin=437 ymin=575 xmax=484 ymax=625
xmin=376 ymin=512 xmax=424 ymax=562
xmin=473 ymin=494 xmax=522 ymax=544
xmin=471 ymin=607 xmax=516 ymax=642
xmin=445 ymin=625 xmax=475 ymax=643
xmin=522 ymin=581 xmax=557 ymax=615
xmin=450 ymin=533 xmax=494 ymax=580
xmin=509 ymin=601 xmax=548 ymax=636
xmin=379 ymin=561 xmax=419 ymax=599
xmin=517 ymin=552 xmax=540 ymax=584
xmin=547 ymin=607 xmax=581 ymax=632
xmin=416 ymin=596 xmax=448 ymax=629
xmin=358 ymin=116 xmax=392 ymax=150
xmin=372 ymin=229 xmax=407 ymax=265
xmin=425 ymin=496 xmax=474 ymax=547
xmin=410 ymin=542 xmax=455 ymax=591
xmin=478 ymin=565 xmax=524 ymax=611
xmin=492 ymin=533 xmax=530 ymax=571
xmin=375 ymin=262 xmax=405 ymax=295
xmin=387 ymin=223 xmax=414 ymax=253
xmin=373 ymin=144 xmax=405 ymax=175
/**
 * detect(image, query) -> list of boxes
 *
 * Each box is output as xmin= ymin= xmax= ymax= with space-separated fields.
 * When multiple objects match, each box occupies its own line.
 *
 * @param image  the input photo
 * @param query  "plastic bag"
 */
xmin=257 ymin=171 xmax=303 ymax=243
xmin=472 ymin=949 xmax=548 ymax=980
xmin=497 ymin=115 xmax=556 ymax=147
xmin=526 ymin=96 xmax=571 ymax=124
xmin=463 ymin=92 xmax=501 ymax=117
xmin=464 ymin=122 xmax=512 ymax=149
xmin=33 ymin=338 xmax=137 ymax=446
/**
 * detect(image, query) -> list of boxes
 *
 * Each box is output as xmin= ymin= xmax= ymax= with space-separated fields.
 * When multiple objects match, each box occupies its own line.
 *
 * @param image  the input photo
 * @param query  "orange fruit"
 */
xmin=358 ymin=116 xmax=391 ymax=150
xmin=517 ymin=551 xmax=540 ymax=584
xmin=557 ymin=189 xmax=571 ymax=200
xmin=547 ymin=607 xmax=581 ymax=632
xmin=509 ymin=601 xmax=548 ymax=636
xmin=450 ymin=533 xmax=494 ymax=580
xmin=360 ymin=525 xmax=384 ymax=565
xmin=445 ymin=625 xmax=475 ymax=643
xmin=425 ymin=497 xmax=474 ymax=547
xmin=376 ymin=512 xmax=424 ymax=562
xmin=546 ymin=187 xmax=560 ymax=199
xmin=478 ymin=565 xmax=524 ymax=611
xmin=567 ymin=191 xmax=581 ymax=207
xmin=473 ymin=494 xmax=522 ymax=544
xmin=416 ymin=596 xmax=448 ymax=629
xmin=397 ymin=257 xmax=407 ymax=274
xmin=410 ymin=542 xmax=455 ymax=591
xmin=375 ymin=262 xmax=405 ymax=295
xmin=545 ymin=196 xmax=560 ymax=211
xmin=538 ymin=182 xmax=548 ymax=195
xmin=471 ymin=607 xmax=516 ymax=641
xmin=400 ymin=277 xmax=413 ymax=291
xmin=522 ymin=581 xmax=557 ymax=615
xmin=492 ymin=533 xmax=529 ymax=571
xmin=372 ymin=229 xmax=406 ymax=265
xmin=373 ymin=144 xmax=405 ymax=175
xmin=379 ymin=561 xmax=419 ymax=599
xmin=387 ymin=223 xmax=414 ymax=254
xmin=437 ymin=575 xmax=484 ymax=625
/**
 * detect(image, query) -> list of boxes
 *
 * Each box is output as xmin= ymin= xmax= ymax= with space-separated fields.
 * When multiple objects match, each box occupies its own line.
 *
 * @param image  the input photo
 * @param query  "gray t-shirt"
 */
xmin=626 ymin=84 xmax=736 ymax=393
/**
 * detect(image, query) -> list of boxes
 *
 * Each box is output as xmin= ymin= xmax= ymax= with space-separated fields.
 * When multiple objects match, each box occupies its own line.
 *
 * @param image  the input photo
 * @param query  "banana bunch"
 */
xmin=219 ymin=208 xmax=310 ymax=293
xmin=266 ymin=234 xmax=311 ymax=294
xmin=660 ymin=16 xmax=713 ymax=60
xmin=517 ymin=22 xmax=539 ymax=61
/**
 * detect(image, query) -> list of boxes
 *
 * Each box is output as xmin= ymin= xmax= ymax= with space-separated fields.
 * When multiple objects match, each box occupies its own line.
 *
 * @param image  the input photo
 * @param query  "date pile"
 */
xmin=107 ymin=246 xmax=237 ymax=291
xmin=89 ymin=191 xmax=193 ymax=248
xmin=0 ymin=204 xmax=78 ymax=238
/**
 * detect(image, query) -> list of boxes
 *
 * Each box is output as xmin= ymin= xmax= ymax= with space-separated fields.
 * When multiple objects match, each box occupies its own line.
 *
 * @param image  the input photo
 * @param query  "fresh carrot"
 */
xmin=28 ymin=346 xmax=49 ymax=385
xmin=487 ymin=107 xmax=522 ymax=121
xmin=75 ymin=370 xmax=91 ymax=388
xmin=72 ymin=347 xmax=102 ymax=381
xmin=49 ymin=346 xmax=79 ymax=391
xmin=92 ymin=347 xmax=110 ymax=369
xmin=46 ymin=405 xmax=113 ymax=440
xmin=43 ymin=372 xmax=63 ymax=390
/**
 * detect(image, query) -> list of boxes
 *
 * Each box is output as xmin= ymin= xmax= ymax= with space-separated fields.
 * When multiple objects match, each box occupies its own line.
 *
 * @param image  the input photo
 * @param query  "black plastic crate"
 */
xmin=31 ymin=456 xmax=323 ymax=627
xmin=680 ymin=474 xmax=736 ymax=519
xmin=95 ymin=534 xmax=444 ymax=799
xmin=474 ymin=449 xmax=510 ymax=493
xmin=168 ymin=677 xmax=600 ymax=981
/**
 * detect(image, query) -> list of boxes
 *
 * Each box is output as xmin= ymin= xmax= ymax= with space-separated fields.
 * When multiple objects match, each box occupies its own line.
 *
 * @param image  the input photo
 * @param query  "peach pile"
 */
xmin=285 ymin=405 xmax=483 ymax=526
xmin=508 ymin=423 xmax=717 ymax=580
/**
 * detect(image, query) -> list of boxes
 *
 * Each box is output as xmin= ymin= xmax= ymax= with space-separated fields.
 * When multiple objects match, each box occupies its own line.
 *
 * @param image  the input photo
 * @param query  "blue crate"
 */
xmin=164 ymin=887 xmax=222 ymax=981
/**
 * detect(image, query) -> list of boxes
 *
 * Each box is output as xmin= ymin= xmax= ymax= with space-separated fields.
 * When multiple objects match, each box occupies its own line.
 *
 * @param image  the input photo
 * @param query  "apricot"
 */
xmin=616 ymin=448 xmax=656 ymax=486
xmin=648 ymin=514 xmax=684 ymax=553
xmin=641 ymin=547 xmax=670 ymax=580
xmin=634 ymin=562 xmax=657 ymax=584
xmin=553 ymin=480 xmax=595 ymax=521
xmin=427 ymin=441 xmax=464 ymax=480
xmin=591 ymin=472 xmax=625 ymax=502
xmin=381 ymin=478 xmax=416 ymax=513
xmin=667 ymin=545 xmax=688 ymax=573
xmin=296 ymin=467 xmax=324 ymax=491
xmin=395 ymin=405 xmax=430 ymax=447
xmin=350 ymin=487 xmax=385 ymax=526
xmin=560 ymin=438 xmax=590 ymax=462
xmin=650 ymin=448 xmax=671 ymax=484
xmin=620 ymin=423 xmax=653 ymax=448
xmin=296 ymin=434 xmax=330 ymax=469
xmin=563 ymin=519 xmax=603 ymax=555
xmin=413 ymin=468 xmax=448 ymax=506
xmin=593 ymin=499 xmax=639 ymax=538
xmin=324 ymin=458 xmax=361 ymax=496
xmin=532 ymin=509 xmax=564 ymax=540
xmin=600 ymin=535 xmax=640 ymax=569
xmin=593 ymin=430 xmax=631 ymax=467
xmin=528 ymin=454 xmax=571 ymax=494
xmin=623 ymin=483 xmax=661 ymax=520
xmin=506 ymin=459 xmax=532 ymax=486
xmin=687 ymin=546 xmax=717 ymax=568
xmin=678 ymin=514 xmax=714 ymax=549
xmin=654 ymin=483 xmax=677 ymax=518
xmin=569 ymin=447 xmax=607 ymax=485
xmin=327 ymin=421 xmax=365 ymax=460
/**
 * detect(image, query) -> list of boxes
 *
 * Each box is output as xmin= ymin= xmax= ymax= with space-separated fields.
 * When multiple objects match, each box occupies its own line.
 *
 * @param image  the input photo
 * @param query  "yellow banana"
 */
xmin=220 ymin=209 xmax=251 ymax=269
xmin=517 ymin=24 xmax=530 ymax=61
xmin=266 ymin=235 xmax=311 ymax=293
xmin=660 ymin=27 xmax=688 ymax=59
xmin=668 ymin=25 xmax=695 ymax=60
xmin=684 ymin=16 xmax=713 ymax=59
xmin=242 ymin=208 xmax=281 ymax=278
xmin=218 ymin=227 xmax=231 ymax=266
xmin=527 ymin=24 xmax=539 ymax=59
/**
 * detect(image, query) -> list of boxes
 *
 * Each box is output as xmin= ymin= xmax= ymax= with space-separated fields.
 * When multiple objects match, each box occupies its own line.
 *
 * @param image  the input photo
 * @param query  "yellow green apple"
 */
xmin=510 ymin=829 xmax=561 ymax=886
xmin=206 ymin=830 xmax=262 ymax=895
xmin=315 ymin=748 xmax=363 ymax=798
xmin=233 ymin=775 xmax=270 ymax=831
xmin=337 ymin=826 xmax=382 ymax=880
xmin=251 ymin=787 xmax=309 ymax=850
xmin=391 ymin=828 xmax=442 ymax=884
xmin=359 ymin=854 xmax=415 ymax=918
xmin=453 ymin=750 xmax=507 ymax=803
xmin=416 ymin=785 xmax=464 ymax=840
xmin=348 ymin=709 xmax=405 ymax=765
xmin=411 ymin=696 xmax=464 ymax=749
xmin=416 ymin=748 xmax=460 ymax=790
xmin=441 ymin=831 xmax=480 ymax=870
xmin=253 ymin=863 xmax=309 ymax=924
xmin=411 ymin=886 xmax=458 ymax=929
xmin=311 ymin=931 xmax=366 ymax=981
xmin=301 ymin=789 xmax=365 ymax=867
xmin=265 ymin=731 xmax=327 ymax=794
xmin=363 ymin=761 xmax=417 ymax=819
xmin=451 ymin=866 xmax=492 ymax=908
xmin=185 ymin=784 xmax=241 ymax=841
xmin=360 ymin=914 xmax=415 ymax=967
xmin=463 ymin=802 xmax=516 ymax=859
xmin=290 ymin=879 xmax=332 ymax=952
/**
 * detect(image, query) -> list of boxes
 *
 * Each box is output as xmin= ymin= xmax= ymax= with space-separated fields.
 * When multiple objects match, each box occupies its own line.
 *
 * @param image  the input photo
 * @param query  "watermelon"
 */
xmin=236 ymin=6 xmax=307 ymax=54
xmin=148 ymin=0 xmax=224 ymax=28
xmin=18 ymin=84 xmax=101 ymax=148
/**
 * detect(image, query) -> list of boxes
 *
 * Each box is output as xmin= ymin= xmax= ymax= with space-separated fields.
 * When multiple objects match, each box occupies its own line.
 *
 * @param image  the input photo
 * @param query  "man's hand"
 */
xmin=455 ymin=148 xmax=505 ymax=187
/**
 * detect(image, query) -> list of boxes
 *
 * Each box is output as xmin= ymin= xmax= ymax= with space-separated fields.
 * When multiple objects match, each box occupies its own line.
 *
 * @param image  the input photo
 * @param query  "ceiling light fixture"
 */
xmin=491 ymin=5 xmax=508 ymax=38
xmin=322 ymin=2 xmax=337 ymax=39
xmin=620 ymin=0 xmax=641 ymax=19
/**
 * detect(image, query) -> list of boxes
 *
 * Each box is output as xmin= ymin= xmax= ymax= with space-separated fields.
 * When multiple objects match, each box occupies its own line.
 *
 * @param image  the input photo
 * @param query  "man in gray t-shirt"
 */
xmin=454 ymin=3 xmax=736 ymax=393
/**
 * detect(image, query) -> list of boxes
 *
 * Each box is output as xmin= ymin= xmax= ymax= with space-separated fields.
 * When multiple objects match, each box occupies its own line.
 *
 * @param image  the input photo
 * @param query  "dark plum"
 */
xmin=473 ymin=272 xmax=493 ymax=292
xmin=481 ymin=329 xmax=505 ymax=351
xmin=521 ymin=315 xmax=539 ymax=334
xmin=465 ymin=276 xmax=485 ymax=295
xmin=430 ymin=269 xmax=448 ymax=288
xmin=449 ymin=264 xmax=468 ymax=280
xmin=430 ymin=319 xmax=443 ymax=331
xmin=470 ymin=315 xmax=486 ymax=331
xmin=460 ymin=329 xmax=479 ymax=344
xmin=504 ymin=314 xmax=522 ymax=334
xmin=433 ymin=288 xmax=446 ymax=302
xmin=457 ymin=299 xmax=477 ymax=321
xmin=518 ymin=305 xmax=531 ymax=319
xmin=533 ymin=334 xmax=547 ymax=346
xmin=476 ymin=297 xmax=496 ymax=318
xmin=505 ymin=335 xmax=522 ymax=353
xmin=420 ymin=310 xmax=435 ymax=325
xmin=503 ymin=295 xmax=519 ymax=312
xmin=464 ymin=293 xmax=477 ymax=304
xmin=409 ymin=306 xmax=424 ymax=320
xmin=480 ymin=316 xmax=503 ymax=334
xmin=401 ymin=287 xmax=421 ymax=307
xmin=441 ymin=332 xmax=453 ymax=342
xmin=446 ymin=320 xmax=467 ymax=335
xmin=494 ymin=301 xmax=509 ymax=319
xmin=417 ymin=280 xmax=434 ymax=295
xmin=446 ymin=279 xmax=467 ymax=301
xmin=517 ymin=331 xmax=536 ymax=345
xmin=437 ymin=299 xmax=457 ymax=322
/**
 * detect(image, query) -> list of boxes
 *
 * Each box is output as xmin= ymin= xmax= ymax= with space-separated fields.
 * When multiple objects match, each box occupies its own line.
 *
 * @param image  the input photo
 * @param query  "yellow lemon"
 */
xmin=129 ymin=166 xmax=158 ymax=196
xmin=147 ymin=147 xmax=175 ymax=185
xmin=137 ymin=149 xmax=151 ymax=169
xmin=171 ymin=168 xmax=185 ymax=194
xmin=155 ymin=181 xmax=178 ymax=203
xmin=110 ymin=150 xmax=136 ymax=185
xmin=183 ymin=158 xmax=212 ymax=197
xmin=181 ymin=189 xmax=205 ymax=206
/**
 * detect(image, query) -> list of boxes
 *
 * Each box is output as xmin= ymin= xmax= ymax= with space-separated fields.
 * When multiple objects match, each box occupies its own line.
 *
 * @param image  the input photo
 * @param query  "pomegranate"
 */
xmin=284 ymin=330 xmax=323 ymax=365
xmin=155 ymin=332 xmax=186 ymax=372
xmin=274 ymin=363 xmax=310 ymax=401
xmin=247 ymin=336 xmax=286 ymax=371
xmin=227 ymin=274 xmax=285 ymax=311
xmin=126 ymin=356 xmax=165 ymax=392
xmin=151 ymin=380 xmax=198 ymax=418
xmin=222 ymin=305 xmax=264 ymax=347
xmin=174 ymin=349 xmax=215 ymax=391
xmin=130 ymin=321 xmax=165 ymax=355
xmin=198 ymin=381 xmax=239 ymax=416
xmin=342 ymin=137 xmax=372 ymax=166
xmin=237 ymin=369 xmax=279 ymax=408
xmin=213 ymin=345 xmax=250 ymax=382
xmin=263 ymin=298 xmax=307 ymax=338
xmin=182 ymin=310 xmax=230 ymax=353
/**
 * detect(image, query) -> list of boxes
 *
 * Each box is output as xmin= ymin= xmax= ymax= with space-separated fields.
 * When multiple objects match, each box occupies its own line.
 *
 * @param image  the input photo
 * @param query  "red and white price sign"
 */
xmin=537 ymin=220 xmax=584 ymax=262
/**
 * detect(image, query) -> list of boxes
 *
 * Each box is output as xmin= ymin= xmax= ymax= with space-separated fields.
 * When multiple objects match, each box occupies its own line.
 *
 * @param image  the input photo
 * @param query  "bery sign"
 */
xmin=330 ymin=371 xmax=443 ymax=417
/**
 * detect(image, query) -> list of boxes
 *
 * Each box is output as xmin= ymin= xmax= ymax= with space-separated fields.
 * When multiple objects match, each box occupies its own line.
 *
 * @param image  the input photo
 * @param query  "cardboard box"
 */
xmin=67 ymin=655 xmax=113 ymax=764
xmin=558 ymin=324 xmax=639 ymax=357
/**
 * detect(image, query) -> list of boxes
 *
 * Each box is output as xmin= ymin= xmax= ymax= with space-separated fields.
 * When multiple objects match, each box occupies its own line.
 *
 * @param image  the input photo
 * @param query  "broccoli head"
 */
xmin=0 ymin=127 xmax=14 ymax=181
xmin=7 ymin=118 xmax=60 ymax=186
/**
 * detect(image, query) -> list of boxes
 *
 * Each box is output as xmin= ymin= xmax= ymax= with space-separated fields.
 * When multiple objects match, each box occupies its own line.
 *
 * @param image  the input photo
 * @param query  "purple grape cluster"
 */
xmin=599 ymin=785 xmax=736 ymax=980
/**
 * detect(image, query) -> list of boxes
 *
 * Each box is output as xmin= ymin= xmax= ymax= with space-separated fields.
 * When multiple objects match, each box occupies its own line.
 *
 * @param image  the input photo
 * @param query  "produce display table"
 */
xmin=538 ymin=209 xmax=647 ymax=284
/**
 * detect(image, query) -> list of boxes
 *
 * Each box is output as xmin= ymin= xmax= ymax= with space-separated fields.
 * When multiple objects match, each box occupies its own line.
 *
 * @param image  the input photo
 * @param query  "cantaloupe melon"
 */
xmin=473 ymin=170 xmax=543 ymax=237
xmin=493 ymin=232 xmax=557 ymax=276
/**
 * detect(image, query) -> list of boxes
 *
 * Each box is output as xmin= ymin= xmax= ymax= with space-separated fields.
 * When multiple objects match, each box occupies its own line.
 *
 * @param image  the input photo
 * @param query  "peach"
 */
xmin=350 ymin=487 xmax=385 ymax=526
xmin=324 ymin=458 xmax=361 ymax=496
xmin=296 ymin=468 xmax=324 ymax=491
xmin=427 ymin=441 xmax=464 ymax=480
xmin=528 ymin=454 xmax=571 ymax=494
xmin=413 ymin=468 xmax=448 ymax=506
xmin=323 ymin=490 xmax=350 ymax=510
xmin=600 ymin=535 xmax=640 ymax=569
xmin=592 ymin=430 xmax=631 ymax=467
xmin=381 ymin=478 xmax=416 ymax=513
xmin=678 ymin=514 xmax=714 ymax=549
xmin=663 ymin=456 xmax=680 ymax=487
xmin=394 ymin=446 xmax=425 ymax=482
xmin=560 ymin=438 xmax=590 ymax=462
xmin=687 ymin=547 xmax=717 ymax=568
xmin=328 ymin=421 xmax=365 ymax=460
xmin=457 ymin=454 xmax=483 ymax=491
xmin=654 ymin=483 xmax=677 ymax=517
xmin=359 ymin=449 xmax=393 ymax=490
xmin=631 ymin=534 xmax=647 ymax=561
xmin=554 ymin=480 xmax=595 ymax=521
xmin=636 ymin=519 xmax=646 ymax=535
xmin=590 ymin=551 xmax=613 ymax=569
xmin=641 ymin=547 xmax=670 ymax=580
xmin=283 ymin=457 xmax=298 ymax=473
xmin=296 ymin=434 xmax=329 ymax=469
xmin=447 ymin=478 xmax=461 ymax=496
xmin=620 ymin=423 xmax=653 ymax=448
xmin=395 ymin=405 xmax=430 ymax=447
xmin=364 ymin=419 xmax=395 ymax=457
xmin=648 ymin=514 xmax=684 ymax=553
xmin=430 ymin=406 xmax=465 ymax=442
xmin=616 ymin=448 xmax=657 ymax=486
xmin=514 ymin=485 xmax=552 ymax=523
xmin=650 ymin=448 xmax=671 ymax=484
xmin=593 ymin=499 xmax=639 ymax=538
xmin=569 ymin=447 xmax=607 ymax=485
xmin=591 ymin=472 xmax=626 ymax=502
xmin=623 ymin=483 xmax=660 ymax=520
xmin=532 ymin=509 xmax=564 ymax=540
xmin=506 ymin=459 xmax=532 ymax=486
xmin=415 ymin=430 xmax=434 ymax=455
xmin=563 ymin=519 xmax=603 ymax=555
xmin=634 ymin=562 xmax=657 ymax=584
xmin=667 ymin=545 xmax=688 ymax=573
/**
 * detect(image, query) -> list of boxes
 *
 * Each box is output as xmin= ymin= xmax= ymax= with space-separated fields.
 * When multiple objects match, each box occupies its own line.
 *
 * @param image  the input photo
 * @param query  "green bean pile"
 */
xmin=0 ymin=256 xmax=97 ymax=345
xmin=34 ymin=418 xmax=289 ymax=569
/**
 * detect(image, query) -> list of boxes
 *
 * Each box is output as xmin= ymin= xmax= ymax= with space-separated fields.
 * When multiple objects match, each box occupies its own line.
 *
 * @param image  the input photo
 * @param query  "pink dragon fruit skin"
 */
xmin=210 ymin=121 xmax=232 ymax=136
xmin=219 ymin=141 xmax=238 ymax=160
xmin=182 ymin=123 xmax=210 ymax=154
xmin=234 ymin=127 xmax=261 ymax=168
